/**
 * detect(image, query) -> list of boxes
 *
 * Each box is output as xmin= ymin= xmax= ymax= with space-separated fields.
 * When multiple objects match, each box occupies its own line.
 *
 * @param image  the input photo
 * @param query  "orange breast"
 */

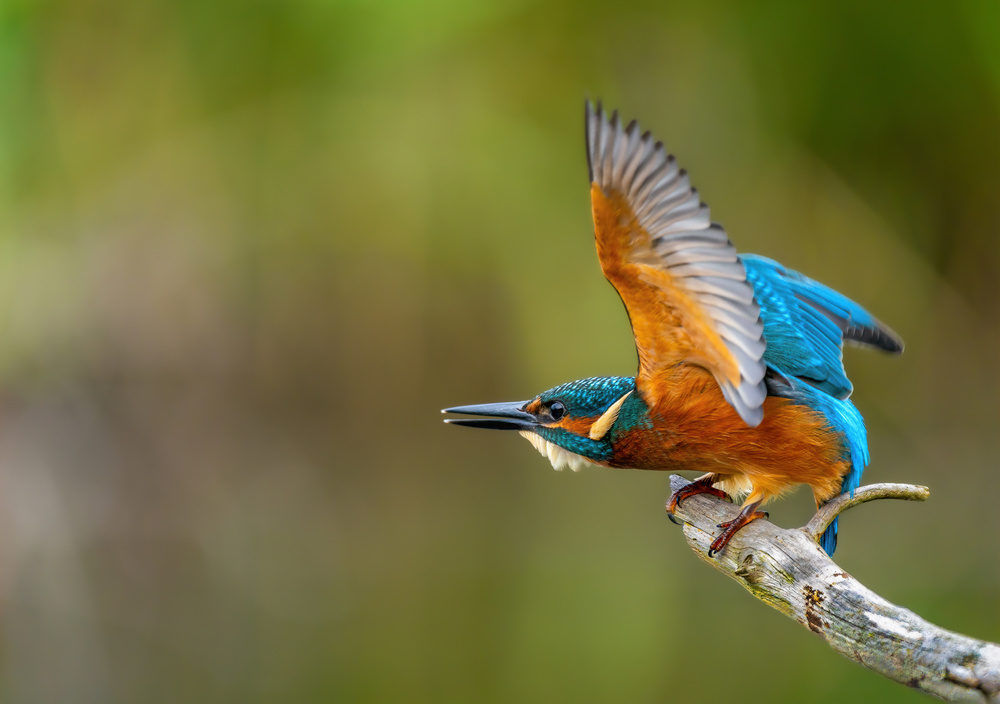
xmin=611 ymin=366 xmax=849 ymax=505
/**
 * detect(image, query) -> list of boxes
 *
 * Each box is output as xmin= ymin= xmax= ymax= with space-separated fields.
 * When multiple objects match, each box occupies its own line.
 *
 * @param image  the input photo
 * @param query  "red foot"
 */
xmin=666 ymin=476 xmax=730 ymax=516
xmin=708 ymin=504 xmax=768 ymax=557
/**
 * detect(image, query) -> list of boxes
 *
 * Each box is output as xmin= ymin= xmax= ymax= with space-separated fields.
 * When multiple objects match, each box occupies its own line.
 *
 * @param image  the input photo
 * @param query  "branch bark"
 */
xmin=667 ymin=474 xmax=1000 ymax=701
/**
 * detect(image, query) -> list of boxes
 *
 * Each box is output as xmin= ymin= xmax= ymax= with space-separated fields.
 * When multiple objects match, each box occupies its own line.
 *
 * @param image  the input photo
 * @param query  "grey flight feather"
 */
xmin=585 ymin=100 xmax=767 ymax=427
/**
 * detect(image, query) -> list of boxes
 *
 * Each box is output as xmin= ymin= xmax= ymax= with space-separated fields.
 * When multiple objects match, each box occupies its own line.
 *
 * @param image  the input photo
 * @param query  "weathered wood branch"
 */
xmin=667 ymin=474 xmax=1000 ymax=701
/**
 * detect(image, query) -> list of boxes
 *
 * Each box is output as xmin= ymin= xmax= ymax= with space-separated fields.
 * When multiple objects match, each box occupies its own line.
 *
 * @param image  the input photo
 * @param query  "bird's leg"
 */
xmin=708 ymin=499 xmax=767 ymax=558
xmin=666 ymin=473 xmax=731 ymax=516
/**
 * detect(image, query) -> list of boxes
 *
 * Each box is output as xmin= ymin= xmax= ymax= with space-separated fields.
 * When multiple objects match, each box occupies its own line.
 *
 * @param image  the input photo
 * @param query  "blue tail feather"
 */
xmin=813 ymin=393 xmax=868 ymax=556
xmin=818 ymin=397 xmax=867 ymax=555
xmin=820 ymin=517 xmax=839 ymax=555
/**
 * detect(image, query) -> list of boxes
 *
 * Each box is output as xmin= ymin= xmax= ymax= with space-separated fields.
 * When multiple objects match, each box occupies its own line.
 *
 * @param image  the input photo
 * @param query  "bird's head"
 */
xmin=443 ymin=376 xmax=643 ymax=471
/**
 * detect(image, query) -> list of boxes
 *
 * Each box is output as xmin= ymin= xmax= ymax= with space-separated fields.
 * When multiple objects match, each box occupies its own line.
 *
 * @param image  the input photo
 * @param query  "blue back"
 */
xmin=741 ymin=255 xmax=900 ymax=555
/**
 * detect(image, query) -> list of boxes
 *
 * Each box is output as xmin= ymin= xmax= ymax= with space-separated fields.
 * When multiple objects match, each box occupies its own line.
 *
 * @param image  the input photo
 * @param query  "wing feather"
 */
xmin=743 ymin=254 xmax=903 ymax=400
xmin=585 ymin=101 xmax=767 ymax=426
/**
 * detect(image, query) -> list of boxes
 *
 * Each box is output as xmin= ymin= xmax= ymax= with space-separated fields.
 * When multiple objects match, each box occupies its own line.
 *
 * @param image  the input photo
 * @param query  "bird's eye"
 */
xmin=549 ymin=401 xmax=566 ymax=420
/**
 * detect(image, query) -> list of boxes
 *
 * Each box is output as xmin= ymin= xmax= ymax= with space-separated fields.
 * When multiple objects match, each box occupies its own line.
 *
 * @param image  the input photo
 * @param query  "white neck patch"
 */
xmin=589 ymin=390 xmax=632 ymax=440
xmin=519 ymin=431 xmax=599 ymax=472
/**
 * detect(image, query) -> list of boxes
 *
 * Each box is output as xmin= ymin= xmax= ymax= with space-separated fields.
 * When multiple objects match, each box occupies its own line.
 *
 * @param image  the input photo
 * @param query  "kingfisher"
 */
xmin=443 ymin=102 xmax=902 ymax=557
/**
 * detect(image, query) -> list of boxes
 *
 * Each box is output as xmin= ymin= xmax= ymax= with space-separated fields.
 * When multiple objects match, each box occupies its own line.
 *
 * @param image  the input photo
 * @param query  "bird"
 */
xmin=443 ymin=102 xmax=902 ymax=557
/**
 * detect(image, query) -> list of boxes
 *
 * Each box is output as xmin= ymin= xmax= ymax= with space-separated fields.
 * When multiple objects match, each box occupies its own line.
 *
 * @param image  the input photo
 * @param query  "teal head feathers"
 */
xmin=444 ymin=376 xmax=644 ymax=471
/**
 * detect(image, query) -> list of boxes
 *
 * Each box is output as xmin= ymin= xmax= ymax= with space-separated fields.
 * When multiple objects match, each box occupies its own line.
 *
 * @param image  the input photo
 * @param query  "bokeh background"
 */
xmin=2 ymin=1 xmax=999 ymax=702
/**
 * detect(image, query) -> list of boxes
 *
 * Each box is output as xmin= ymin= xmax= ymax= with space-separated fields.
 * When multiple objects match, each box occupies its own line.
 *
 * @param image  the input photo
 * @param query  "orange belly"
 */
xmin=610 ymin=366 xmax=849 ymax=506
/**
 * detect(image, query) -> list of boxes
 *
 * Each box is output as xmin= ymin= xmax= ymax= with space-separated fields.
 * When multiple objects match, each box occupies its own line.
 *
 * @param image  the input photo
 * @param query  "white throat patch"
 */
xmin=519 ymin=431 xmax=599 ymax=472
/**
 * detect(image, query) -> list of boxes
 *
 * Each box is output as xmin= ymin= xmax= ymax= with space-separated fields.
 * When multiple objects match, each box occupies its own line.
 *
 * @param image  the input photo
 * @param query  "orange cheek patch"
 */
xmin=553 ymin=415 xmax=597 ymax=435
xmin=522 ymin=399 xmax=603 ymax=438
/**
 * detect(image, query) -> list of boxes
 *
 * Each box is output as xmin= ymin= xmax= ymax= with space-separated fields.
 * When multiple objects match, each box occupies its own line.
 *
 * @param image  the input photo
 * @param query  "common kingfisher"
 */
xmin=444 ymin=102 xmax=902 ymax=557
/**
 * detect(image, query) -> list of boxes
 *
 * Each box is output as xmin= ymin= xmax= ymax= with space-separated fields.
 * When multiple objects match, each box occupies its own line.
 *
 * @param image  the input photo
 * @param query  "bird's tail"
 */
xmin=816 ymin=398 xmax=869 ymax=557
xmin=819 ymin=431 xmax=868 ymax=556
xmin=819 ymin=516 xmax=839 ymax=555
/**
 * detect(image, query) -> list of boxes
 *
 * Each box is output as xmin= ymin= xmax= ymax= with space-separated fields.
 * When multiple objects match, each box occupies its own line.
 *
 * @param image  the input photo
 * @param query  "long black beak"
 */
xmin=441 ymin=400 xmax=537 ymax=431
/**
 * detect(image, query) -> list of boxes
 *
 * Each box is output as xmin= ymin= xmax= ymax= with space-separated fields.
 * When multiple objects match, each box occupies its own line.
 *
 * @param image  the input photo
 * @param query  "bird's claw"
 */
xmin=665 ymin=477 xmax=731 ymax=516
xmin=708 ymin=509 xmax=768 ymax=558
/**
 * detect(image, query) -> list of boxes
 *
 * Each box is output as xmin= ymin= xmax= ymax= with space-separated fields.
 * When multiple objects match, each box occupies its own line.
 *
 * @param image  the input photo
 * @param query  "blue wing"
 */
xmin=742 ymin=254 xmax=902 ymax=400
xmin=741 ymin=254 xmax=902 ymax=555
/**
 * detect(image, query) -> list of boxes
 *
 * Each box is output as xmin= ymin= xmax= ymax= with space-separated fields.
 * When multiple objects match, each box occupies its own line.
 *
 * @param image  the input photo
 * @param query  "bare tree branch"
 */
xmin=805 ymin=483 xmax=931 ymax=540
xmin=667 ymin=475 xmax=1000 ymax=702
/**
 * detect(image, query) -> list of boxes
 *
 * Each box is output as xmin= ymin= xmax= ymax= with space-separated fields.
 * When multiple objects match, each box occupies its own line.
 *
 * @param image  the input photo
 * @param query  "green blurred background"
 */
xmin=2 ymin=1 xmax=999 ymax=701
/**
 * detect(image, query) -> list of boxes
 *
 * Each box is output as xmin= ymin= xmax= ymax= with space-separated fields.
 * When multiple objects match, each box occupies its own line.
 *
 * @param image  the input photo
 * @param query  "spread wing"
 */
xmin=585 ymin=101 xmax=767 ymax=426
xmin=743 ymin=254 xmax=903 ymax=400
